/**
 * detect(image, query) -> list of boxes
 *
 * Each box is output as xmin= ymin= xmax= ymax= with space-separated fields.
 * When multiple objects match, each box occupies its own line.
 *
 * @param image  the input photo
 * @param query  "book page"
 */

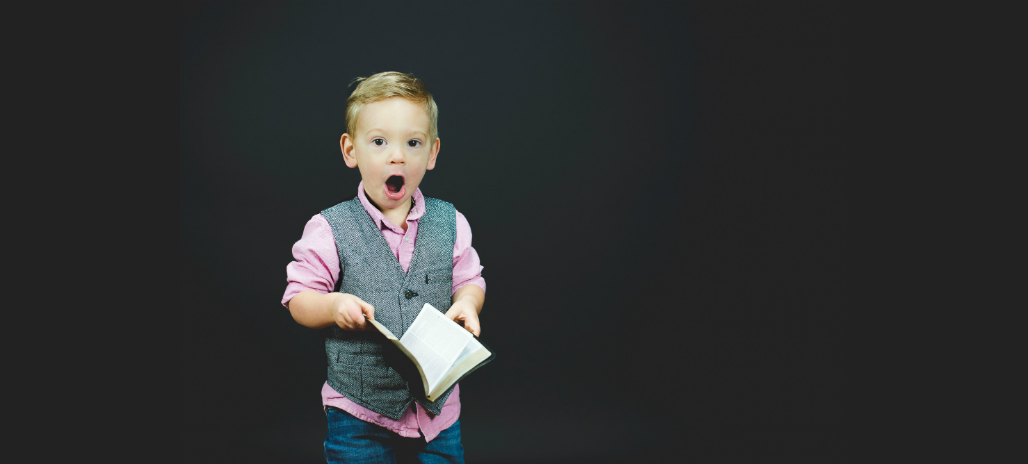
xmin=452 ymin=337 xmax=483 ymax=368
xmin=399 ymin=304 xmax=473 ymax=392
xmin=430 ymin=337 xmax=491 ymax=401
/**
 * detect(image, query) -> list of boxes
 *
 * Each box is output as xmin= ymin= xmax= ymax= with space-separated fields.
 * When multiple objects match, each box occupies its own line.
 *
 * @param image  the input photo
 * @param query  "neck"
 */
xmin=364 ymin=190 xmax=412 ymax=231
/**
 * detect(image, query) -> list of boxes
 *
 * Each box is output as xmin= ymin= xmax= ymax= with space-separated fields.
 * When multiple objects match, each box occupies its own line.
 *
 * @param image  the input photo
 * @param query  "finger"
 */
xmin=346 ymin=299 xmax=374 ymax=329
xmin=361 ymin=303 xmax=375 ymax=323
xmin=345 ymin=305 xmax=365 ymax=328
xmin=444 ymin=305 xmax=461 ymax=321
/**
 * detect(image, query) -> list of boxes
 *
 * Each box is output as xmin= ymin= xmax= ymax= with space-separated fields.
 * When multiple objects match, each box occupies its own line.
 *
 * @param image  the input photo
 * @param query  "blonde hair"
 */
xmin=345 ymin=71 xmax=439 ymax=141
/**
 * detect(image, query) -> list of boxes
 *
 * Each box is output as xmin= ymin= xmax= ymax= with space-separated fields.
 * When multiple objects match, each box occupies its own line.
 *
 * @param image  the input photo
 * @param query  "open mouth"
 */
xmin=384 ymin=175 xmax=406 ymax=199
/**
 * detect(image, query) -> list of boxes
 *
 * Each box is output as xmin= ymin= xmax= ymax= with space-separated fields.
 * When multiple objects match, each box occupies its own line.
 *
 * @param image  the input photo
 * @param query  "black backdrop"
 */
xmin=180 ymin=2 xmax=845 ymax=462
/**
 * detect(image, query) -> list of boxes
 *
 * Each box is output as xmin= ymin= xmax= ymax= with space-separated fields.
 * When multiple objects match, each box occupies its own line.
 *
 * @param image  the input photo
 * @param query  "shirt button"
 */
xmin=404 ymin=236 xmax=409 ymax=243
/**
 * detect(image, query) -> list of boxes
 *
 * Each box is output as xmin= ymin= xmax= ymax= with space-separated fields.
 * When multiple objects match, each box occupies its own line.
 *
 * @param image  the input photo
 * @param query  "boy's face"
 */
xmin=341 ymin=97 xmax=439 ymax=212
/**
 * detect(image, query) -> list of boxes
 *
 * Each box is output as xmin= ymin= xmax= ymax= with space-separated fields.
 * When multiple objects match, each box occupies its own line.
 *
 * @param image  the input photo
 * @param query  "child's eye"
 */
xmin=407 ymin=140 xmax=421 ymax=148
xmin=373 ymin=138 xmax=385 ymax=146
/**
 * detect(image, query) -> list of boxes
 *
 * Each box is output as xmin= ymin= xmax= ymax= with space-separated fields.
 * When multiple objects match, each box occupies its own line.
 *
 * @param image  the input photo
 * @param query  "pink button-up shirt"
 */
xmin=282 ymin=182 xmax=485 ymax=441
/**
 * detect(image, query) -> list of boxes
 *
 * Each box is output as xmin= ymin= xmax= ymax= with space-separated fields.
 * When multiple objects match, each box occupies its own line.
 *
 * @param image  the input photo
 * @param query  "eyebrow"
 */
xmin=366 ymin=129 xmax=428 ymax=137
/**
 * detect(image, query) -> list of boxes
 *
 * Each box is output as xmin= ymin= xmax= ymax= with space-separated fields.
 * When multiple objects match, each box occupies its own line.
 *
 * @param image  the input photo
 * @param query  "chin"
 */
xmin=369 ymin=191 xmax=410 ymax=211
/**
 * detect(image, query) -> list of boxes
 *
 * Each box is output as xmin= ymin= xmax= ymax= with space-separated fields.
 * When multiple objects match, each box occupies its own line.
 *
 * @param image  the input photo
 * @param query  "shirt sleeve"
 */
xmin=452 ymin=210 xmax=486 ymax=295
xmin=282 ymin=214 xmax=340 ymax=307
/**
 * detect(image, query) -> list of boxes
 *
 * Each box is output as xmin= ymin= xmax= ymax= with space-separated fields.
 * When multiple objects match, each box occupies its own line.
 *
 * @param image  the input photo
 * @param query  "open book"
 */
xmin=367 ymin=303 xmax=494 ymax=402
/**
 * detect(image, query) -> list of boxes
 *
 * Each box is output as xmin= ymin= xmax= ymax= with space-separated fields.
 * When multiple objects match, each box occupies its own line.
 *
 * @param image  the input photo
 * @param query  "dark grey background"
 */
xmin=180 ymin=2 xmax=845 ymax=462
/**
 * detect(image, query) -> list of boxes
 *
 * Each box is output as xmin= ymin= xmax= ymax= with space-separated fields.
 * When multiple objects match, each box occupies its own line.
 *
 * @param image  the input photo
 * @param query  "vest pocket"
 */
xmin=424 ymin=272 xmax=452 ymax=285
xmin=360 ymin=362 xmax=409 ymax=396
xmin=329 ymin=354 xmax=409 ymax=403
xmin=421 ymin=273 xmax=453 ymax=308
xmin=327 ymin=359 xmax=363 ymax=398
xmin=354 ymin=355 xmax=411 ymax=411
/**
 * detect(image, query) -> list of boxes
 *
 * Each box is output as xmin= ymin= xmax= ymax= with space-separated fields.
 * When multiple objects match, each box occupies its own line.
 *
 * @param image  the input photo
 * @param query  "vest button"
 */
xmin=405 ymin=290 xmax=418 ymax=299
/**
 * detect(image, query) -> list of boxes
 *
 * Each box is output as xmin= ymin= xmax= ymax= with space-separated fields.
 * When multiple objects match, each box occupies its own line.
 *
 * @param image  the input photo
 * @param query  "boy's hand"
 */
xmin=445 ymin=300 xmax=481 ymax=337
xmin=328 ymin=293 xmax=376 ymax=331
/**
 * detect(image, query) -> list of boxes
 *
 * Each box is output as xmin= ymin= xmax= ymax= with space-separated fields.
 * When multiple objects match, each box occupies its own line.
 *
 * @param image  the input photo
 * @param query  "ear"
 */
xmin=426 ymin=138 xmax=440 ymax=170
xmin=341 ymin=134 xmax=358 ymax=168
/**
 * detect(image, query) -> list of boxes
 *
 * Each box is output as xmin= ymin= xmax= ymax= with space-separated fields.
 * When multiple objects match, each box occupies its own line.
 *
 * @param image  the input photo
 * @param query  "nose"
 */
xmin=387 ymin=146 xmax=405 ymax=164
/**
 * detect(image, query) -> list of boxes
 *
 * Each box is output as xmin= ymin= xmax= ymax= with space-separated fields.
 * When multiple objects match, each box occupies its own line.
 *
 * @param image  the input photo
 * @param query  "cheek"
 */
xmin=357 ymin=164 xmax=379 ymax=182
xmin=406 ymin=169 xmax=427 ymax=186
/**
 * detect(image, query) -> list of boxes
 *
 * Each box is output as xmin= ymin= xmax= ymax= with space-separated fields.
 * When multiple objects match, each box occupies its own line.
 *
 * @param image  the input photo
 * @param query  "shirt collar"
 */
xmin=356 ymin=181 xmax=426 ymax=231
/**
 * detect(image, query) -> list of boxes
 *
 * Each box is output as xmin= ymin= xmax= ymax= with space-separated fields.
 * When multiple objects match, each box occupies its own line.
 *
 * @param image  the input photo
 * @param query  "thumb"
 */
xmin=444 ymin=305 xmax=462 ymax=321
xmin=464 ymin=318 xmax=480 ymax=337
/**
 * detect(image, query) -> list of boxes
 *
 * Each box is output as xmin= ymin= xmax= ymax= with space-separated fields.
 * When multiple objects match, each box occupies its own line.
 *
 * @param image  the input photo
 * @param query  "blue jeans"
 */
xmin=324 ymin=406 xmax=464 ymax=464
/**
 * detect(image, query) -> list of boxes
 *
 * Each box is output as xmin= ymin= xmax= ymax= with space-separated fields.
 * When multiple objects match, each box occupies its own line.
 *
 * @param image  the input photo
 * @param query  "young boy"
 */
xmin=282 ymin=71 xmax=485 ymax=463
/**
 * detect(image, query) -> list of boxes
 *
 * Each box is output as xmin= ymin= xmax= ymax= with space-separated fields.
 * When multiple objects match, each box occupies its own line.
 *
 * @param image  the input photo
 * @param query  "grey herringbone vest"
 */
xmin=321 ymin=196 xmax=457 ymax=419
